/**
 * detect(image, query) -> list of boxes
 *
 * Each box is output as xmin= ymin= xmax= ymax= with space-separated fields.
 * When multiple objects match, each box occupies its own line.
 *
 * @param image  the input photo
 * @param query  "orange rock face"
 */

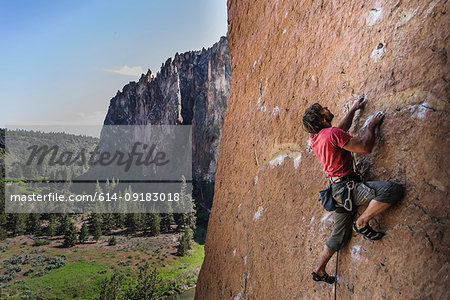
xmin=196 ymin=1 xmax=449 ymax=299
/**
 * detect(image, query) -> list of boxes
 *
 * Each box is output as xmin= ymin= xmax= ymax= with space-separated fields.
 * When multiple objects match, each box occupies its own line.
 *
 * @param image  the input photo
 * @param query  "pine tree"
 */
xmin=186 ymin=226 xmax=194 ymax=250
xmin=93 ymin=223 xmax=102 ymax=242
xmin=95 ymin=180 xmax=103 ymax=195
xmin=114 ymin=191 xmax=126 ymax=228
xmin=105 ymin=178 xmax=111 ymax=193
xmin=26 ymin=213 xmax=41 ymax=235
xmin=111 ymin=177 xmax=117 ymax=191
xmin=175 ymin=176 xmax=196 ymax=254
xmin=102 ymin=213 xmax=114 ymax=234
xmin=94 ymin=181 xmax=104 ymax=213
xmin=63 ymin=221 xmax=78 ymax=247
xmin=174 ymin=175 xmax=196 ymax=232
xmin=114 ymin=213 xmax=125 ymax=229
xmin=0 ymin=208 xmax=8 ymax=241
xmin=185 ymin=208 xmax=196 ymax=234
xmin=125 ymin=213 xmax=140 ymax=233
xmin=7 ymin=214 xmax=26 ymax=236
xmin=88 ymin=213 xmax=102 ymax=234
xmin=58 ymin=214 xmax=72 ymax=235
xmin=46 ymin=214 xmax=58 ymax=236
xmin=161 ymin=213 xmax=174 ymax=232
xmin=0 ymin=179 xmax=7 ymax=240
xmin=173 ymin=213 xmax=184 ymax=231
xmin=176 ymin=227 xmax=193 ymax=256
xmin=78 ymin=223 xmax=89 ymax=243
xmin=99 ymin=272 xmax=124 ymax=300
xmin=124 ymin=263 xmax=162 ymax=299
xmin=146 ymin=213 xmax=161 ymax=237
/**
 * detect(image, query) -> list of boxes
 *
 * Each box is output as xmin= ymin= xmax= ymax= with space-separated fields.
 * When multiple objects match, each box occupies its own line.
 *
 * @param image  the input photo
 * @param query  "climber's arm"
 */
xmin=337 ymin=98 xmax=367 ymax=132
xmin=343 ymin=136 xmax=371 ymax=154
xmin=343 ymin=112 xmax=385 ymax=154
xmin=337 ymin=110 xmax=356 ymax=132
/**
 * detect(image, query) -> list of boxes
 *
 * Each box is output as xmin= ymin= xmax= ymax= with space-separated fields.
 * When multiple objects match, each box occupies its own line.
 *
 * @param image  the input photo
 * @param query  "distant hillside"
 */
xmin=2 ymin=129 xmax=98 ymax=180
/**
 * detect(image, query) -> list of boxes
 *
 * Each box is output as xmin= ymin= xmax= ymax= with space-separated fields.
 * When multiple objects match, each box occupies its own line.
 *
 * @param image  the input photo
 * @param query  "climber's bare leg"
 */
xmin=355 ymin=200 xmax=391 ymax=228
xmin=315 ymin=245 xmax=335 ymax=275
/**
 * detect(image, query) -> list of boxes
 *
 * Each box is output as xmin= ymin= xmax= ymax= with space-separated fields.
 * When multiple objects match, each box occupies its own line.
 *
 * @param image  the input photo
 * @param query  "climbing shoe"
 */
xmin=352 ymin=222 xmax=385 ymax=240
xmin=312 ymin=271 xmax=335 ymax=284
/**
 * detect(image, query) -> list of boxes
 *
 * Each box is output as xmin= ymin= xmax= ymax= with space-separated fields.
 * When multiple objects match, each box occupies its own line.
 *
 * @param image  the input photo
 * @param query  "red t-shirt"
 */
xmin=310 ymin=127 xmax=355 ymax=178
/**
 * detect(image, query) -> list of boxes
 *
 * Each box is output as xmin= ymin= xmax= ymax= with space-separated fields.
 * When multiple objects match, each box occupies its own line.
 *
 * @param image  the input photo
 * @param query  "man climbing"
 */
xmin=302 ymin=99 xmax=403 ymax=284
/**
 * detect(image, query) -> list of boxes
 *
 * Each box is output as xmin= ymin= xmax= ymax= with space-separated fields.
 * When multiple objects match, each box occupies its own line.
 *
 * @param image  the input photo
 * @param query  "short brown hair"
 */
xmin=302 ymin=103 xmax=325 ymax=134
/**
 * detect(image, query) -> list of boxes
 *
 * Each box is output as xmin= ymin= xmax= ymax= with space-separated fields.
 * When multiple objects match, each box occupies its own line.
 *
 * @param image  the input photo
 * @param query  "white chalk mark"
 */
xmin=269 ymin=155 xmax=287 ymax=168
xmin=351 ymin=245 xmax=362 ymax=260
xmin=424 ymin=0 xmax=439 ymax=16
xmin=233 ymin=248 xmax=237 ymax=256
xmin=367 ymin=8 xmax=382 ymax=26
xmin=362 ymin=111 xmax=385 ymax=130
xmin=409 ymin=102 xmax=432 ymax=119
xmin=362 ymin=114 xmax=375 ymax=130
xmin=273 ymin=106 xmax=280 ymax=116
xmin=321 ymin=212 xmax=333 ymax=223
xmin=253 ymin=206 xmax=264 ymax=221
xmin=253 ymin=55 xmax=262 ymax=71
xmin=307 ymin=139 xmax=312 ymax=152
xmin=371 ymin=43 xmax=386 ymax=62
xmin=396 ymin=8 xmax=418 ymax=28
xmin=293 ymin=154 xmax=302 ymax=169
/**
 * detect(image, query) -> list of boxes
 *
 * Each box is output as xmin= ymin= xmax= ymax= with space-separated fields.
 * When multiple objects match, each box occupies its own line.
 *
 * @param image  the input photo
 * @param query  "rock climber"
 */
xmin=301 ymin=99 xmax=404 ymax=284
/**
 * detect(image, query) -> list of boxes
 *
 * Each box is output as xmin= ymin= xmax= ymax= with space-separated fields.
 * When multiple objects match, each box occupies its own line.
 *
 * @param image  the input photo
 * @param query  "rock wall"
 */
xmin=197 ymin=1 xmax=449 ymax=299
xmin=103 ymin=37 xmax=231 ymax=207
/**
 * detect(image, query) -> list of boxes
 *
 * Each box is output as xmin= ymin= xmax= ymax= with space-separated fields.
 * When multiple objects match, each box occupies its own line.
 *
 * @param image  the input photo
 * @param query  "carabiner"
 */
xmin=344 ymin=181 xmax=355 ymax=211
xmin=346 ymin=180 xmax=355 ymax=190
xmin=344 ymin=198 xmax=353 ymax=211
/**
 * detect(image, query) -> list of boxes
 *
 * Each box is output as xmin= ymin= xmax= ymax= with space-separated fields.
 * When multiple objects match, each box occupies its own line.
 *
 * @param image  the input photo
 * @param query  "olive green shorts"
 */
xmin=325 ymin=181 xmax=404 ymax=252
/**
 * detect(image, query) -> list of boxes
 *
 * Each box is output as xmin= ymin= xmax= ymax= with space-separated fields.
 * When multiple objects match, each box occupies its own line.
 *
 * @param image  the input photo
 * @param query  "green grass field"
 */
xmin=10 ymin=261 xmax=111 ymax=299
xmin=0 ymin=239 xmax=204 ymax=299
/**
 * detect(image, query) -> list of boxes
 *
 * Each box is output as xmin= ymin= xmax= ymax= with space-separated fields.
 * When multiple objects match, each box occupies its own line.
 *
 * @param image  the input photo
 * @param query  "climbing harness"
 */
xmin=320 ymin=177 xmax=357 ymax=213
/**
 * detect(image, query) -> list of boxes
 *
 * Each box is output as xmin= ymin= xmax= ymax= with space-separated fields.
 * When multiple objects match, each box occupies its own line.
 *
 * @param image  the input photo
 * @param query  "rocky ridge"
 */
xmin=103 ymin=37 xmax=231 ymax=207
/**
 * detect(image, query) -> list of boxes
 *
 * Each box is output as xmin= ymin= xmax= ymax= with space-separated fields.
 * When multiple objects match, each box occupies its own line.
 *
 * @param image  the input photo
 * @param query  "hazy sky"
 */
xmin=0 ymin=0 xmax=227 ymax=128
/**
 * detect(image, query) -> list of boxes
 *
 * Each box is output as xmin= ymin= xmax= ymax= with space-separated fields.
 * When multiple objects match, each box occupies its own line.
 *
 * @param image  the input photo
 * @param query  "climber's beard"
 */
xmin=325 ymin=112 xmax=334 ymax=123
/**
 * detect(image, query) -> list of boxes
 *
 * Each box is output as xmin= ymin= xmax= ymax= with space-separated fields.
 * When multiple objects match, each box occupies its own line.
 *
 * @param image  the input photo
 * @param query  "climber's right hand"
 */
xmin=368 ymin=111 xmax=385 ymax=129
xmin=351 ymin=97 xmax=367 ymax=111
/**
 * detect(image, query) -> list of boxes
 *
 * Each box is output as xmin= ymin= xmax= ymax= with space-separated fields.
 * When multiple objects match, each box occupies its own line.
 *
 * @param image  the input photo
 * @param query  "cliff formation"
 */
xmin=197 ymin=1 xmax=449 ymax=299
xmin=104 ymin=37 xmax=231 ymax=208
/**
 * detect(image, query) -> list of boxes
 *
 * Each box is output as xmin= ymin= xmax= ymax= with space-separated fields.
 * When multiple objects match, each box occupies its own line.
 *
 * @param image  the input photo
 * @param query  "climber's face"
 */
xmin=320 ymin=106 xmax=334 ymax=126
